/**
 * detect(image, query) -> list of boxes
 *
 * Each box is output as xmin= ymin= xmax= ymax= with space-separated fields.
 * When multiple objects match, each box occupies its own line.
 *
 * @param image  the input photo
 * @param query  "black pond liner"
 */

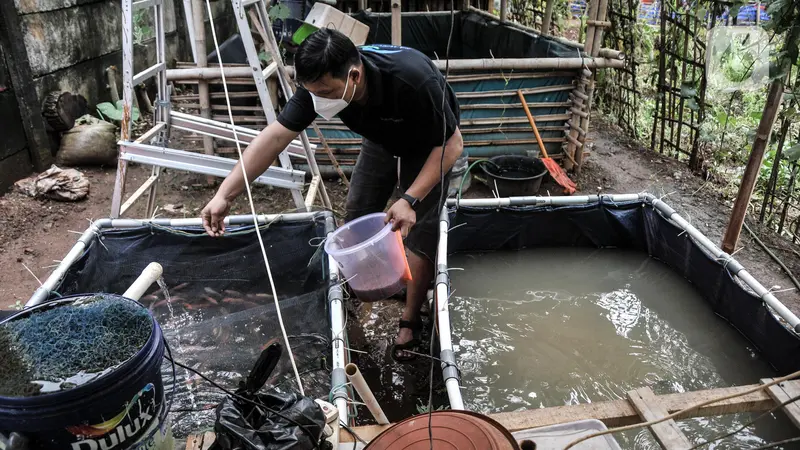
xmin=434 ymin=194 xmax=800 ymax=410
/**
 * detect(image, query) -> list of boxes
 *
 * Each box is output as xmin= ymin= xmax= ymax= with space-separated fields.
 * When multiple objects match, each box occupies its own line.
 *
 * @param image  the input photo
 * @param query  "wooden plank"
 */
xmin=337 ymin=384 xmax=773 ymax=443
xmin=628 ymin=387 xmax=692 ymax=449
xmin=762 ymin=379 xmax=800 ymax=430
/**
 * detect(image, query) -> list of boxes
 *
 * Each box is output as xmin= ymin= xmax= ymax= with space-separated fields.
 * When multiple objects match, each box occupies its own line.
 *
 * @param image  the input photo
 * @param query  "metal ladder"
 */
xmin=112 ymin=0 xmax=328 ymax=218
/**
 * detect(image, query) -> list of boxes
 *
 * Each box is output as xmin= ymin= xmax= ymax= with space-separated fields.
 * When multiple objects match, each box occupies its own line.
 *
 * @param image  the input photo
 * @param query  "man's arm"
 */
xmin=385 ymin=128 xmax=464 ymax=237
xmin=201 ymin=121 xmax=300 ymax=236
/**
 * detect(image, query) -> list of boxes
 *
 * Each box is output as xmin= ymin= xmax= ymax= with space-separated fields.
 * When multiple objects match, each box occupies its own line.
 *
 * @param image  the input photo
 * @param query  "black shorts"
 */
xmin=345 ymin=139 xmax=449 ymax=263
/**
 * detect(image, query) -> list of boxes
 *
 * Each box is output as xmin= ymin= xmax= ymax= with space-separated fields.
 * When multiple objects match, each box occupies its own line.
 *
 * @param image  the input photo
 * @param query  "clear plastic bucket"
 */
xmin=325 ymin=213 xmax=412 ymax=301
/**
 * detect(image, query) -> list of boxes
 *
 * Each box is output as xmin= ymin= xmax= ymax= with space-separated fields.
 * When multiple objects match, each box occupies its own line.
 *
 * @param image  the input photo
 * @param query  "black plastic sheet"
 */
xmin=211 ymin=391 xmax=327 ymax=450
xmin=352 ymin=11 xmax=579 ymax=60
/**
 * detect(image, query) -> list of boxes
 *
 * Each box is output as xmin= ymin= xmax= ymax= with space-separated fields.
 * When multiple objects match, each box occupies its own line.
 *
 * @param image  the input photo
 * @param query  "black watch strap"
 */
xmin=401 ymin=193 xmax=419 ymax=208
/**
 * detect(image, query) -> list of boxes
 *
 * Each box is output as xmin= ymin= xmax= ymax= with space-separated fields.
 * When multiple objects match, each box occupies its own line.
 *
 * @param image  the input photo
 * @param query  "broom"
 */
xmin=517 ymin=90 xmax=577 ymax=195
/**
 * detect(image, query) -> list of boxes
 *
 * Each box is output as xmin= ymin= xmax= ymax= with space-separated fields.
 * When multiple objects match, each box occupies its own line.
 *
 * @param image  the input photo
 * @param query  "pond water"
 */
xmin=449 ymin=248 xmax=799 ymax=449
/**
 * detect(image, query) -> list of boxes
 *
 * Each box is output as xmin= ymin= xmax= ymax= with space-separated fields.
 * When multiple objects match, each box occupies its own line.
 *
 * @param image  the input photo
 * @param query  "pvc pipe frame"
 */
xmin=442 ymin=194 xmax=800 ymax=333
xmin=25 ymin=210 xmax=353 ymax=433
xmin=123 ymin=262 xmax=164 ymax=301
xmin=345 ymin=363 xmax=389 ymax=424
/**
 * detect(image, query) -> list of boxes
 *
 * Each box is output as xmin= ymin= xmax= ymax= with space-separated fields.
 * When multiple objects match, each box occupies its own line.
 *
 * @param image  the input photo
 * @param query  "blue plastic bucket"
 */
xmin=0 ymin=294 xmax=168 ymax=450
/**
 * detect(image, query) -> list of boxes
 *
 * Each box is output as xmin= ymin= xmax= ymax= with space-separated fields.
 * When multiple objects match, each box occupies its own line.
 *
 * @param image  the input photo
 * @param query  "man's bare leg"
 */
xmin=395 ymin=250 xmax=433 ymax=358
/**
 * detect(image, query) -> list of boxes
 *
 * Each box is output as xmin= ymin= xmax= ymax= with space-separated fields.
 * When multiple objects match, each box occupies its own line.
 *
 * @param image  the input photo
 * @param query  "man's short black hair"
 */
xmin=295 ymin=28 xmax=361 ymax=85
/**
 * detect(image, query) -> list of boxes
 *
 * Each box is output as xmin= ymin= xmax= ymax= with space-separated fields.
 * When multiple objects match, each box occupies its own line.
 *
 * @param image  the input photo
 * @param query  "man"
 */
xmin=201 ymin=29 xmax=463 ymax=362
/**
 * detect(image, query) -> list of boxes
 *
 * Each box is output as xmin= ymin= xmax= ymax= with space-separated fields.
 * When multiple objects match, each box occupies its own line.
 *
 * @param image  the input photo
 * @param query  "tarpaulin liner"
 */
xmin=308 ymin=11 xmax=579 ymax=162
xmin=51 ymin=216 xmax=333 ymax=439
xmin=447 ymin=200 xmax=800 ymax=374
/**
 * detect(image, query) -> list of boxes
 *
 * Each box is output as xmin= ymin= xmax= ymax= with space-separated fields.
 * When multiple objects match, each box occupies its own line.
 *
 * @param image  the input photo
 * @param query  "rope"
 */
xmin=563 ymin=369 xmax=800 ymax=449
xmin=203 ymin=0 xmax=304 ymax=395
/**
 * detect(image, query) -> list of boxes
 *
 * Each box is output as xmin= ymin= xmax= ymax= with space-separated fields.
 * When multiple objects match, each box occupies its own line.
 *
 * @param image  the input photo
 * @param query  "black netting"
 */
xmin=53 ymin=215 xmax=333 ymax=439
xmin=0 ymin=295 xmax=152 ymax=397
xmin=448 ymin=200 xmax=800 ymax=375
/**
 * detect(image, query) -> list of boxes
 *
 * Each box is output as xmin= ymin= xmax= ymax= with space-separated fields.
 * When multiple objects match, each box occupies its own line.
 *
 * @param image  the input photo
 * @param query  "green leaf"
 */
xmin=784 ymin=144 xmax=800 ymax=163
xmin=97 ymin=102 xmax=123 ymax=121
xmin=750 ymin=111 xmax=763 ymax=121
xmin=680 ymin=82 xmax=697 ymax=99
xmin=766 ymin=0 xmax=788 ymax=16
xmin=269 ymin=3 xmax=291 ymax=21
xmin=716 ymin=111 xmax=729 ymax=124
xmin=97 ymin=101 xmax=139 ymax=123
xmin=694 ymin=7 xmax=707 ymax=19
xmin=114 ymin=100 xmax=140 ymax=122
xmin=687 ymin=98 xmax=700 ymax=111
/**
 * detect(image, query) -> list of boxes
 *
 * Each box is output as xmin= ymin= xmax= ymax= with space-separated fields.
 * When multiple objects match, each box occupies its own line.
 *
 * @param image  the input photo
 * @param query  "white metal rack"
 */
xmin=113 ymin=0 xmax=329 ymax=218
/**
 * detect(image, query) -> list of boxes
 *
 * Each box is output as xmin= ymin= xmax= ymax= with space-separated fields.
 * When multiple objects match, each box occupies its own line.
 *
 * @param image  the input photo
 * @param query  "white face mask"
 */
xmin=310 ymin=68 xmax=357 ymax=120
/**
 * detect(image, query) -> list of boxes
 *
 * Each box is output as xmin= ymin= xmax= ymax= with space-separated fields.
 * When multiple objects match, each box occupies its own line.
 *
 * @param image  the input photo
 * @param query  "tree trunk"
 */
xmin=42 ymin=91 xmax=89 ymax=132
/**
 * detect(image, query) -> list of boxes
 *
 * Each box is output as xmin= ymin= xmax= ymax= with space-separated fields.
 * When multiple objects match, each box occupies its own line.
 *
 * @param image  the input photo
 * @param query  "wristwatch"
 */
xmin=400 ymin=193 xmax=419 ymax=208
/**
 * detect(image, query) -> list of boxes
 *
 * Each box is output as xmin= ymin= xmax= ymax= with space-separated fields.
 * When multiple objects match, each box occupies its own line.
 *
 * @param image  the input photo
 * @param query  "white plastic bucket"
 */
xmin=325 ymin=213 xmax=411 ymax=301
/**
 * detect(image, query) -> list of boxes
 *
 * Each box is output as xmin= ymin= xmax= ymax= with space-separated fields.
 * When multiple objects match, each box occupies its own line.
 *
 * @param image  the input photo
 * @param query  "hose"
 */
xmin=456 ymin=159 xmax=495 ymax=203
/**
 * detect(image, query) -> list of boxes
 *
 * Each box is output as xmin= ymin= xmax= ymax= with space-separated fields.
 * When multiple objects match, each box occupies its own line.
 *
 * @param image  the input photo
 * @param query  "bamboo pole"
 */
xmin=166 ymin=67 xmax=255 ymax=80
xmin=499 ymin=0 xmax=507 ymax=21
xmin=574 ymin=0 xmax=610 ymax=171
xmin=722 ymin=78 xmax=786 ymax=253
xmin=191 ymin=0 xmax=215 ymax=185
xmin=542 ymin=0 xmax=555 ymax=34
xmin=563 ymin=0 xmax=600 ymax=171
xmin=391 ymin=0 xmax=402 ymax=45
xmin=760 ymin=118 xmax=791 ymax=223
xmin=432 ymin=57 xmax=625 ymax=70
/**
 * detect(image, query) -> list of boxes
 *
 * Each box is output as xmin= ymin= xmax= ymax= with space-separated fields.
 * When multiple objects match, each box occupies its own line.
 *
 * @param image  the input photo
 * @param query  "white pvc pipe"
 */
xmin=123 ymin=262 xmax=164 ymax=301
xmin=326 ymin=217 xmax=350 ymax=425
xmin=345 ymin=363 xmax=389 ymax=424
xmin=436 ymin=208 xmax=465 ymax=411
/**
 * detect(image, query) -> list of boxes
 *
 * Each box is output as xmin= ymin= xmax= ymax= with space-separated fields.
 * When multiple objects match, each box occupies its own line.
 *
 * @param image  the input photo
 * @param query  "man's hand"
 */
xmin=385 ymin=199 xmax=416 ymax=238
xmin=201 ymin=195 xmax=232 ymax=237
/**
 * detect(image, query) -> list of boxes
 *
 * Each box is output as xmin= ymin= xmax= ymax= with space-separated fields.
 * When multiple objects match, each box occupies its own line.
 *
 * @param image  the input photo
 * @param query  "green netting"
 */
xmin=0 ymin=295 xmax=153 ymax=397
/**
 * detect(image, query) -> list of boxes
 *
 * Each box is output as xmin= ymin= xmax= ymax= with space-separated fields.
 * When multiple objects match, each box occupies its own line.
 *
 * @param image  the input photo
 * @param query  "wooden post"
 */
xmin=542 ymin=0 xmax=555 ymax=34
xmin=358 ymin=0 xmax=368 ymax=10
xmin=191 ymin=0 xmax=215 ymax=184
xmin=499 ymin=0 xmax=507 ymax=21
xmin=486 ymin=0 xmax=493 ymax=14
xmin=391 ymin=0 xmax=401 ymax=45
xmin=721 ymin=78 xmax=785 ymax=254
xmin=0 ymin=0 xmax=53 ymax=171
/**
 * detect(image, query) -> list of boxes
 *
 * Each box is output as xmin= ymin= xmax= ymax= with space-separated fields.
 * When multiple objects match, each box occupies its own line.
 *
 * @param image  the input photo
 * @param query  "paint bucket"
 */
xmin=365 ymin=410 xmax=520 ymax=449
xmin=0 ymin=294 xmax=169 ymax=450
xmin=325 ymin=212 xmax=412 ymax=302
xmin=481 ymin=155 xmax=547 ymax=197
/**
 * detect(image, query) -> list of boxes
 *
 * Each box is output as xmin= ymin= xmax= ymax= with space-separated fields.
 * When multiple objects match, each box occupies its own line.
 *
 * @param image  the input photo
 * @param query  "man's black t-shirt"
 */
xmin=277 ymin=45 xmax=460 ymax=159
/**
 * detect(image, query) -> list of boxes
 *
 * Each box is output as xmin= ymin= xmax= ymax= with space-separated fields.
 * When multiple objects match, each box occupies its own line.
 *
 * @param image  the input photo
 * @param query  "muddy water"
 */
xmin=449 ymin=248 xmax=799 ymax=449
